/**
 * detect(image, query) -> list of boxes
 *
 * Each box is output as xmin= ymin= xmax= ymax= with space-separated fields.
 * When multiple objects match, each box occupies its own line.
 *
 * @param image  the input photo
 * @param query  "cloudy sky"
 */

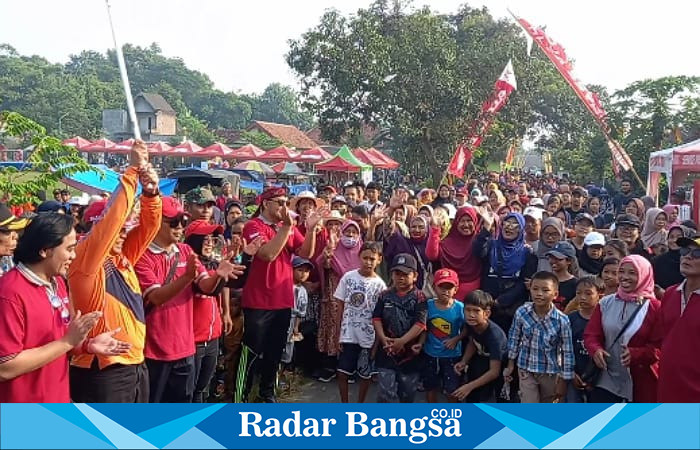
xmin=2 ymin=0 xmax=698 ymax=95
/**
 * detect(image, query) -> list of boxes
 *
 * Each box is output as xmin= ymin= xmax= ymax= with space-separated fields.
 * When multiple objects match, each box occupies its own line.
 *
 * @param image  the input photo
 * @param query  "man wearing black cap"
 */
xmin=570 ymin=213 xmax=595 ymax=251
xmin=565 ymin=187 xmax=587 ymax=222
xmin=615 ymin=214 xmax=651 ymax=259
xmin=372 ymin=253 xmax=427 ymax=403
xmin=237 ymin=187 xmax=323 ymax=402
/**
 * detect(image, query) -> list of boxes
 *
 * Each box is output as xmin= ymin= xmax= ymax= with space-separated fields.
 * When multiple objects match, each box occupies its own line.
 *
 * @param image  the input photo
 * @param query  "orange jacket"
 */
xmin=69 ymin=167 xmax=162 ymax=369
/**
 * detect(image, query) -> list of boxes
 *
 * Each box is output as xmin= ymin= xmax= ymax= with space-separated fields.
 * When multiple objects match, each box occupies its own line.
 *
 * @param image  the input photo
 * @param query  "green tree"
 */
xmin=246 ymin=83 xmax=314 ymax=130
xmin=0 ymin=110 xmax=98 ymax=205
xmin=239 ymin=130 xmax=282 ymax=150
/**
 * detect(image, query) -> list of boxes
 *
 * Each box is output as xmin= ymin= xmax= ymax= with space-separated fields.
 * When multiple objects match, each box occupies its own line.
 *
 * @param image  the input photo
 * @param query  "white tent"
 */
xmin=647 ymin=138 xmax=700 ymax=203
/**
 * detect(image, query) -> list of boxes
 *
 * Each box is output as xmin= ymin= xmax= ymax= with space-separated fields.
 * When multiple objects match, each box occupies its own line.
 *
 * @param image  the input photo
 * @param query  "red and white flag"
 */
xmin=512 ymin=12 xmax=634 ymax=172
xmin=447 ymin=59 xmax=517 ymax=178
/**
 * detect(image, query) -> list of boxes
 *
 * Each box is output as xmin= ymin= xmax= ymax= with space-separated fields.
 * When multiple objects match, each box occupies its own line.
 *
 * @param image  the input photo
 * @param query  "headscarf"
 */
xmin=616 ymin=255 xmax=655 ymax=302
xmin=536 ymin=217 xmax=566 ymax=271
xmin=324 ymin=220 xmax=362 ymax=276
xmin=641 ymin=196 xmax=656 ymax=211
xmin=578 ymin=244 xmax=604 ymax=276
xmin=641 ymin=207 xmax=668 ymax=248
xmin=223 ymin=200 xmax=244 ymax=241
xmin=439 ymin=206 xmax=482 ymax=283
xmin=383 ymin=215 xmax=429 ymax=288
xmin=490 ymin=212 xmax=528 ymax=277
xmin=626 ymin=198 xmax=646 ymax=221
xmin=663 ymin=204 xmax=681 ymax=230
xmin=490 ymin=189 xmax=506 ymax=208
xmin=431 ymin=184 xmax=452 ymax=208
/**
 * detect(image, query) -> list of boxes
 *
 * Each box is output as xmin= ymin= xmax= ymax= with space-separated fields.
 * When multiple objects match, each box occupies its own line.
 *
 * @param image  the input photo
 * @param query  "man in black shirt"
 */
xmin=612 ymin=179 xmax=635 ymax=215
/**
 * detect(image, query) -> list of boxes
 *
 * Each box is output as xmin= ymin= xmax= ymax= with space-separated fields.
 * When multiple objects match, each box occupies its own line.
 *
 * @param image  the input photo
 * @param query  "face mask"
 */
xmin=341 ymin=236 xmax=358 ymax=248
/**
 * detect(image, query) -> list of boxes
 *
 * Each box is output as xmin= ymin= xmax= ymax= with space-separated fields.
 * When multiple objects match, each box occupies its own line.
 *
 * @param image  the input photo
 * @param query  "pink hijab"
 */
xmin=321 ymin=220 xmax=362 ymax=276
xmin=662 ymin=204 xmax=680 ymax=230
xmin=616 ymin=255 xmax=655 ymax=302
xmin=439 ymin=206 xmax=482 ymax=283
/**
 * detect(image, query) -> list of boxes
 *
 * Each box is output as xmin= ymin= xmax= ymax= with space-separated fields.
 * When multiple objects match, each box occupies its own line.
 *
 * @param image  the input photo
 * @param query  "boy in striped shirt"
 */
xmin=503 ymin=271 xmax=574 ymax=403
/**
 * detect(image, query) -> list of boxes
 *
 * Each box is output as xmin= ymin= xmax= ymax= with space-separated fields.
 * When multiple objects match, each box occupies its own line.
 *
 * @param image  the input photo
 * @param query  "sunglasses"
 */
xmin=165 ymin=215 xmax=189 ymax=228
xmin=680 ymin=247 xmax=700 ymax=259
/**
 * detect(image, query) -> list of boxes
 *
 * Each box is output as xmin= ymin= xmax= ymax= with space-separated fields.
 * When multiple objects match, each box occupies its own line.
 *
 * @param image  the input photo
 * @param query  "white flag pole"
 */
xmin=105 ymin=0 xmax=141 ymax=141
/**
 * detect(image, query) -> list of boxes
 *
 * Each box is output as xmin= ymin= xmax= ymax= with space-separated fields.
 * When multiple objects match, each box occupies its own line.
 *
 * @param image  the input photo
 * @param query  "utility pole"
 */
xmin=58 ymin=112 xmax=69 ymax=136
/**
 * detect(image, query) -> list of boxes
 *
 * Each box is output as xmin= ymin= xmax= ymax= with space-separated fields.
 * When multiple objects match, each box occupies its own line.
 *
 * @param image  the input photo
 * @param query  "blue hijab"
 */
xmin=490 ymin=212 xmax=528 ymax=277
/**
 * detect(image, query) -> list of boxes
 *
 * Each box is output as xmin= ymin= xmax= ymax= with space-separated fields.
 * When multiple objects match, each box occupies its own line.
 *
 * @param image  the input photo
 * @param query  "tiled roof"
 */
xmin=136 ymin=93 xmax=176 ymax=114
xmin=247 ymin=121 xmax=318 ymax=150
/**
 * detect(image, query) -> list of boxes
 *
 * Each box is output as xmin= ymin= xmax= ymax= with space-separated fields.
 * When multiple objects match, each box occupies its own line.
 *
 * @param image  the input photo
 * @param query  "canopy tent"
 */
xmin=233 ymin=160 xmax=274 ymax=175
xmin=294 ymin=146 xmax=333 ymax=162
xmin=647 ymin=138 xmax=700 ymax=203
xmin=63 ymin=136 xmax=92 ymax=150
xmin=171 ymin=141 xmax=203 ymax=154
xmin=258 ymin=146 xmax=301 ymax=161
xmin=352 ymin=147 xmax=387 ymax=168
xmin=83 ymin=138 xmax=117 ymax=153
xmin=230 ymin=144 xmax=265 ymax=160
xmin=366 ymin=147 xmax=399 ymax=169
xmin=62 ymin=164 xmax=176 ymax=196
xmin=147 ymin=142 xmax=173 ymax=155
xmin=198 ymin=142 xmax=235 ymax=158
xmin=114 ymin=139 xmax=136 ymax=152
xmin=272 ymin=161 xmax=303 ymax=175
xmin=316 ymin=145 xmax=371 ymax=173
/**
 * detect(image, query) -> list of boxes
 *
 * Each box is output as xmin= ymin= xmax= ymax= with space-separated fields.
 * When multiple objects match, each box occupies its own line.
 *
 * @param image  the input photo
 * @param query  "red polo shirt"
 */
xmin=0 ymin=267 xmax=70 ymax=403
xmin=242 ymin=217 xmax=304 ymax=310
xmin=193 ymin=291 xmax=222 ymax=343
xmin=658 ymin=282 xmax=700 ymax=402
xmin=135 ymin=242 xmax=207 ymax=361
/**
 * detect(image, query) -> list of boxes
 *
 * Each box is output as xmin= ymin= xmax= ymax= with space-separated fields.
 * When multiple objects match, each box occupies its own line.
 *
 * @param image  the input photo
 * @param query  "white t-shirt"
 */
xmin=334 ymin=269 xmax=387 ymax=348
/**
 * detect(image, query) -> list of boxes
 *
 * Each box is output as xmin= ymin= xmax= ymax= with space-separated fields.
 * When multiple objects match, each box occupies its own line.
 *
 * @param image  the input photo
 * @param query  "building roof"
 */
xmin=135 ymin=93 xmax=176 ymax=114
xmin=247 ymin=121 xmax=318 ymax=150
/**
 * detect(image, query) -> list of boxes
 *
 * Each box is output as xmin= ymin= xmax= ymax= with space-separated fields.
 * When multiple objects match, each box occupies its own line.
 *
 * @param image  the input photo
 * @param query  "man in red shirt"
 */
xmin=237 ymin=187 xmax=322 ymax=402
xmin=0 ymin=213 xmax=129 ymax=402
xmin=135 ymin=197 xmax=243 ymax=403
xmin=658 ymin=236 xmax=700 ymax=402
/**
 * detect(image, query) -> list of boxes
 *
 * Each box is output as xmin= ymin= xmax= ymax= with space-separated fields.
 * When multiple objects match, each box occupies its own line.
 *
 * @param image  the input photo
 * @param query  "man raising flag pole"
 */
xmin=447 ymin=59 xmax=517 ymax=179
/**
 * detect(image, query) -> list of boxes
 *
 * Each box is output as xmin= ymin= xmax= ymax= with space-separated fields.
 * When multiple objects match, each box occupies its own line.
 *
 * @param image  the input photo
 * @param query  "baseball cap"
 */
xmin=331 ymin=195 xmax=348 ymax=205
xmin=615 ymin=214 xmax=641 ymax=229
xmin=528 ymin=197 xmax=544 ymax=207
xmin=292 ymin=256 xmax=314 ymax=269
xmin=185 ymin=187 xmax=216 ymax=205
xmin=0 ymin=203 xmax=29 ymax=231
xmin=433 ymin=268 xmax=459 ymax=288
xmin=523 ymin=206 xmax=543 ymax=221
xmin=323 ymin=209 xmax=345 ymax=225
xmin=321 ymin=185 xmax=337 ymax=195
xmin=575 ymin=213 xmax=595 ymax=226
xmin=456 ymin=187 xmax=468 ymax=197
xmin=677 ymin=235 xmax=700 ymax=248
xmin=546 ymin=241 xmax=577 ymax=260
xmin=390 ymin=253 xmax=418 ymax=274
xmin=584 ymin=231 xmax=606 ymax=247
xmin=83 ymin=200 xmax=108 ymax=223
xmin=162 ymin=196 xmax=187 ymax=219
xmin=184 ymin=219 xmax=224 ymax=239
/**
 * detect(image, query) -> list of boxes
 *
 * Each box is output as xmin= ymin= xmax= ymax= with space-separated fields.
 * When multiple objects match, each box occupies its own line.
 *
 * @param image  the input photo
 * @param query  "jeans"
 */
xmin=193 ymin=339 xmax=220 ymax=403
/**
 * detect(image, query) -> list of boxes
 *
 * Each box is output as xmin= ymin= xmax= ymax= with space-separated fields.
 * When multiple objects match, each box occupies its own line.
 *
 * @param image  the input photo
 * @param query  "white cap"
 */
xmin=528 ymin=197 xmax=544 ymax=207
xmin=584 ymin=231 xmax=606 ymax=247
xmin=68 ymin=194 xmax=89 ymax=206
xmin=523 ymin=206 xmax=543 ymax=221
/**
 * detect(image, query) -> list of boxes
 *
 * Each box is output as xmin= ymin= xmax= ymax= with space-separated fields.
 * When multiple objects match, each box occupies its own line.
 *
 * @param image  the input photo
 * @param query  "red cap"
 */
xmin=433 ymin=268 xmax=459 ymax=288
xmin=83 ymin=199 xmax=108 ymax=223
xmin=323 ymin=186 xmax=337 ymax=195
xmin=162 ymin=196 xmax=186 ymax=219
xmin=456 ymin=187 xmax=469 ymax=196
xmin=184 ymin=219 xmax=224 ymax=239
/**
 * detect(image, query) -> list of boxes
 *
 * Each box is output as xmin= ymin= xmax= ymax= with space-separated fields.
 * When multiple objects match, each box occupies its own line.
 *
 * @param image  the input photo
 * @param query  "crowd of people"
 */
xmin=0 ymin=141 xmax=698 ymax=404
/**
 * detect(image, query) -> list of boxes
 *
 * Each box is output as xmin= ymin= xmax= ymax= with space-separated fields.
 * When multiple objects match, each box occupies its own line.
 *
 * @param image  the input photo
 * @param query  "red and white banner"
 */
xmin=512 ymin=13 xmax=634 ymax=173
xmin=447 ymin=60 xmax=517 ymax=178
xmin=504 ymin=139 xmax=519 ymax=167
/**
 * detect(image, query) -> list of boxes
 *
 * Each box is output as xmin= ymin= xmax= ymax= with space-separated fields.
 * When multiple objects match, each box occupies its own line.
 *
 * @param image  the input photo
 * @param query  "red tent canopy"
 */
xmin=198 ymin=142 xmax=234 ymax=158
xmin=367 ymin=147 xmax=399 ymax=169
xmin=258 ymin=146 xmax=301 ymax=161
xmin=147 ymin=142 xmax=173 ymax=155
xmin=83 ymin=138 xmax=116 ymax=153
xmin=316 ymin=155 xmax=365 ymax=172
xmin=295 ymin=146 xmax=333 ymax=162
xmin=62 ymin=136 xmax=92 ymax=150
xmin=230 ymin=144 xmax=266 ymax=160
xmin=171 ymin=141 xmax=203 ymax=154
xmin=112 ymin=138 xmax=137 ymax=154
xmin=352 ymin=147 xmax=387 ymax=167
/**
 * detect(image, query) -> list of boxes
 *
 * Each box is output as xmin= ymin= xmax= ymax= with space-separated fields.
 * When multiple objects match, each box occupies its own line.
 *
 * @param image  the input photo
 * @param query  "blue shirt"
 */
xmin=425 ymin=299 xmax=465 ymax=358
xmin=507 ymin=302 xmax=575 ymax=380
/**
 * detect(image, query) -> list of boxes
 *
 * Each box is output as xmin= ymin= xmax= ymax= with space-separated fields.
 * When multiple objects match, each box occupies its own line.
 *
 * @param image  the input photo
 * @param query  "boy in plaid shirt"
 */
xmin=503 ymin=271 xmax=574 ymax=403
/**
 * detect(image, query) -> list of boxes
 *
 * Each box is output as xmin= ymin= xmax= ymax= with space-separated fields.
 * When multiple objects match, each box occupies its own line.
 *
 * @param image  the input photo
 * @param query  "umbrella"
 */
xmin=234 ymin=160 xmax=274 ymax=175
xmin=171 ymin=141 xmax=203 ymax=154
xmin=294 ymin=146 xmax=333 ymax=162
xmin=147 ymin=142 xmax=173 ymax=155
xmin=62 ymin=136 xmax=92 ymax=150
xmin=230 ymin=144 xmax=266 ymax=160
xmin=352 ymin=147 xmax=387 ymax=167
xmin=198 ymin=142 xmax=235 ymax=158
xmin=272 ymin=161 xmax=303 ymax=175
xmin=83 ymin=138 xmax=117 ymax=153
xmin=258 ymin=146 xmax=301 ymax=161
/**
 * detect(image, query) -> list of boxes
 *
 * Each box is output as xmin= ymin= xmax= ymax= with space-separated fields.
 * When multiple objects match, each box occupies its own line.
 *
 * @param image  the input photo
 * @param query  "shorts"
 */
xmin=337 ymin=343 xmax=376 ymax=379
xmin=377 ymin=368 xmax=421 ymax=403
xmin=422 ymin=355 xmax=461 ymax=394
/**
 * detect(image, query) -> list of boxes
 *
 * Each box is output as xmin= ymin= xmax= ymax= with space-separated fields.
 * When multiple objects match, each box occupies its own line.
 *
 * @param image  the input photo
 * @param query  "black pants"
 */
xmin=146 ymin=355 xmax=195 ymax=403
xmin=193 ymin=339 xmax=219 ymax=403
xmin=589 ymin=386 xmax=627 ymax=403
xmin=241 ymin=308 xmax=291 ymax=401
xmin=70 ymin=359 xmax=149 ymax=403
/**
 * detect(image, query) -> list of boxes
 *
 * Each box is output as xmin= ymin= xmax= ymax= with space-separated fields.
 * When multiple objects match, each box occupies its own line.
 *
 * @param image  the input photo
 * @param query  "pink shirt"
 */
xmin=135 ymin=242 xmax=207 ymax=361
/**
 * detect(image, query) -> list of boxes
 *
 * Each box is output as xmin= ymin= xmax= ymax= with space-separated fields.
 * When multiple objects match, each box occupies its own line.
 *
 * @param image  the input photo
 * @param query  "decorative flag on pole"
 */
xmin=447 ymin=59 xmax=517 ymax=178
xmin=510 ymin=11 xmax=644 ymax=187
xmin=504 ymin=139 xmax=519 ymax=167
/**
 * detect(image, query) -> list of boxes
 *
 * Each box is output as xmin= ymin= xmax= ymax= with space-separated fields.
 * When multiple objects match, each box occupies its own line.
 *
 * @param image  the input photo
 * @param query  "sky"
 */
xmin=2 ymin=0 xmax=699 ymax=96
